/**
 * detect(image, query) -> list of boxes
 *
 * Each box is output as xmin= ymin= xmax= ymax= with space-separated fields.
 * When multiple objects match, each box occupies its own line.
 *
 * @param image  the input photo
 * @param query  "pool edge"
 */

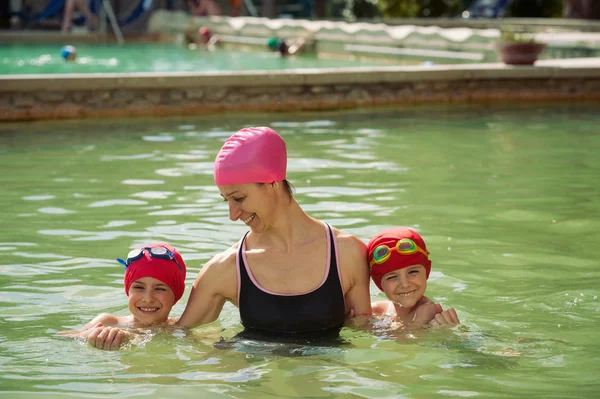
xmin=2 ymin=61 xmax=600 ymax=122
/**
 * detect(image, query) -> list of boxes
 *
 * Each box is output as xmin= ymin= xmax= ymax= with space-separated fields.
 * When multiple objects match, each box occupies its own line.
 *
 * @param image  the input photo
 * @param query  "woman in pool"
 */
xmin=176 ymin=127 xmax=372 ymax=336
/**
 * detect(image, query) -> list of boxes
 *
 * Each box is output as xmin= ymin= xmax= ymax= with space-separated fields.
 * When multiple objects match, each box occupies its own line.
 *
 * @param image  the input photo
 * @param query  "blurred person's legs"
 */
xmin=61 ymin=0 xmax=98 ymax=32
xmin=229 ymin=0 xmax=241 ymax=16
xmin=188 ymin=0 xmax=222 ymax=16
xmin=205 ymin=0 xmax=222 ymax=15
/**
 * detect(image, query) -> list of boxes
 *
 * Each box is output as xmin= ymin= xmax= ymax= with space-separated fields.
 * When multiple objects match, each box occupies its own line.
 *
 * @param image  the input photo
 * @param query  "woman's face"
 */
xmin=218 ymin=183 xmax=279 ymax=232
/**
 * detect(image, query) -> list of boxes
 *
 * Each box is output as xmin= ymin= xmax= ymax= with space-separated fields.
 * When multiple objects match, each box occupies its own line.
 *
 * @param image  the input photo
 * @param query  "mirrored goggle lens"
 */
xmin=397 ymin=239 xmax=416 ymax=252
xmin=126 ymin=248 xmax=143 ymax=260
xmin=373 ymin=245 xmax=390 ymax=261
xmin=149 ymin=247 xmax=168 ymax=256
xmin=126 ymin=246 xmax=171 ymax=264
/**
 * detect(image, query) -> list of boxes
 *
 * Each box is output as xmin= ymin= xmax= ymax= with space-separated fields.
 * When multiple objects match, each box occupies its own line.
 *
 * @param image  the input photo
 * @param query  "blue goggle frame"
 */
xmin=117 ymin=246 xmax=183 ymax=272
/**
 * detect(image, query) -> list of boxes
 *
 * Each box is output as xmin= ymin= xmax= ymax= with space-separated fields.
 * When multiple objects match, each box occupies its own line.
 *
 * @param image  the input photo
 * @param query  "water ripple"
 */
xmin=23 ymin=195 xmax=56 ymax=201
xmin=37 ymin=207 xmax=75 ymax=215
xmin=88 ymin=199 xmax=148 ymax=207
xmin=121 ymin=180 xmax=165 ymax=185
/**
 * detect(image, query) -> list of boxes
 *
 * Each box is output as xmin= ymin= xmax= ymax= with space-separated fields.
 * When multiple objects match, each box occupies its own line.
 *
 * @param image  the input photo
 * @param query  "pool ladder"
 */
xmin=96 ymin=0 xmax=125 ymax=44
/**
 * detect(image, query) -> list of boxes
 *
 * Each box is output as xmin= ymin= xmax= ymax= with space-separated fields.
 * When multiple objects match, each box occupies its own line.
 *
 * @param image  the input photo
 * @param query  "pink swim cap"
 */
xmin=214 ymin=127 xmax=287 ymax=186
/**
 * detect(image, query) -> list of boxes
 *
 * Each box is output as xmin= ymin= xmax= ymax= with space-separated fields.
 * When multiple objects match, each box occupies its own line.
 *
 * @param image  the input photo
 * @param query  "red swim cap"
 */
xmin=214 ymin=127 xmax=287 ymax=186
xmin=367 ymin=227 xmax=431 ymax=291
xmin=198 ymin=27 xmax=211 ymax=38
xmin=123 ymin=243 xmax=186 ymax=304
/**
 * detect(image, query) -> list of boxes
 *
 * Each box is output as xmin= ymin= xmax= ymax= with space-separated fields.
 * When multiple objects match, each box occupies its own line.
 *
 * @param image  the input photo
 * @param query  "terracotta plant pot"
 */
xmin=496 ymin=41 xmax=547 ymax=66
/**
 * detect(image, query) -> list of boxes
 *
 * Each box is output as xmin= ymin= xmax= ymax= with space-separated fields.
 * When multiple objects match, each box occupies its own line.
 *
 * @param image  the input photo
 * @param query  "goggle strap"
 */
xmin=116 ymin=258 xmax=128 ymax=268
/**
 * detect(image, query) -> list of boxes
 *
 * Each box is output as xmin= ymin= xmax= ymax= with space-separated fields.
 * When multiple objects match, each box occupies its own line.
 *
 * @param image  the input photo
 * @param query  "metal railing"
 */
xmin=98 ymin=0 xmax=124 ymax=44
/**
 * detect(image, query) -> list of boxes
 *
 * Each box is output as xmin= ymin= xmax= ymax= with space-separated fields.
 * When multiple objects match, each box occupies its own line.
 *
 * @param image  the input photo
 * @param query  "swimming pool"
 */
xmin=0 ymin=103 xmax=598 ymax=398
xmin=0 ymin=42 xmax=421 ymax=75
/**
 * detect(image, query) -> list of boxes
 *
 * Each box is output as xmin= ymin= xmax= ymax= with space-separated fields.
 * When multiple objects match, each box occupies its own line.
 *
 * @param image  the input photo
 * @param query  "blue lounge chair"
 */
xmin=14 ymin=0 xmax=154 ymax=27
xmin=464 ymin=0 xmax=512 ymax=18
xmin=12 ymin=0 xmax=65 ymax=21
xmin=75 ymin=0 xmax=153 ymax=27
xmin=120 ymin=0 xmax=154 ymax=26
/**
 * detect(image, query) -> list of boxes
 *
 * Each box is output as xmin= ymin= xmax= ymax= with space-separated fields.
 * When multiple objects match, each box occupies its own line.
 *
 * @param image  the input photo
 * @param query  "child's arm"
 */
xmin=83 ymin=324 xmax=131 ymax=350
xmin=370 ymin=301 xmax=391 ymax=316
xmin=57 ymin=313 xmax=118 ymax=337
xmin=407 ymin=301 xmax=438 ymax=329
xmin=57 ymin=313 xmax=131 ymax=350
xmin=428 ymin=307 xmax=460 ymax=327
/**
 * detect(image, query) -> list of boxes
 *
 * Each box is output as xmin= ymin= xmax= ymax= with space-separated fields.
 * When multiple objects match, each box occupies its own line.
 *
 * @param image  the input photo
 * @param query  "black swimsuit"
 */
xmin=236 ymin=222 xmax=346 ymax=335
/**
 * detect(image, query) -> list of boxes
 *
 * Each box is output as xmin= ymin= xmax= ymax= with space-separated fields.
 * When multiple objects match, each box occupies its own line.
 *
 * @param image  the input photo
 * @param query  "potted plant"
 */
xmin=496 ymin=30 xmax=547 ymax=66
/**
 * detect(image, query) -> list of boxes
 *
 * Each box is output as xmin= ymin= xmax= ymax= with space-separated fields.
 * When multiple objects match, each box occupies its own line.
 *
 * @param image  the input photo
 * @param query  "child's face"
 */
xmin=380 ymin=264 xmax=428 ymax=309
xmin=127 ymin=277 xmax=175 ymax=325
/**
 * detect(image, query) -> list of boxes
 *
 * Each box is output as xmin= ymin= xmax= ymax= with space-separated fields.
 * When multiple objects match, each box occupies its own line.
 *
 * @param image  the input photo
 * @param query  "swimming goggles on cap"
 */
xmin=369 ymin=238 xmax=429 ymax=268
xmin=117 ymin=246 xmax=183 ymax=272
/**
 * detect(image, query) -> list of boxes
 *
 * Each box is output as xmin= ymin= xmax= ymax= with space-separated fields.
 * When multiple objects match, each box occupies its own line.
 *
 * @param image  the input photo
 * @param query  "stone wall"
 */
xmin=2 ymin=12 xmax=600 ymax=122
xmin=2 ymin=62 xmax=599 ymax=121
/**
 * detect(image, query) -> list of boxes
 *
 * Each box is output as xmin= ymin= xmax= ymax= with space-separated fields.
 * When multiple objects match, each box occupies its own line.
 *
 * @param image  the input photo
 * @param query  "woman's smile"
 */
xmin=243 ymin=213 xmax=256 ymax=224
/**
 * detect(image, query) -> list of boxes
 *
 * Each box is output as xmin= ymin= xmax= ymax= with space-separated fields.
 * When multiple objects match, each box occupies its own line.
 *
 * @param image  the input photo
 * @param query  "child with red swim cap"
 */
xmin=58 ymin=243 xmax=187 ymax=350
xmin=368 ymin=228 xmax=459 ymax=328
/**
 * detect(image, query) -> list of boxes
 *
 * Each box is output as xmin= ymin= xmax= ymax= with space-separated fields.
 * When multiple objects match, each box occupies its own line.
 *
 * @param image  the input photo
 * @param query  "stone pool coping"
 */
xmin=2 ymin=58 xmax=599 ymax=122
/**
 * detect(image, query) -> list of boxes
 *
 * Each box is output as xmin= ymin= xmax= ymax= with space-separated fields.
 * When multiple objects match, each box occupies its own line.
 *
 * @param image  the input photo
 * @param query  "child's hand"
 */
xmin=429 ymin=308 xmax=460 ymax=327
xmin=84 ymin=324 xmax=131 ymax=350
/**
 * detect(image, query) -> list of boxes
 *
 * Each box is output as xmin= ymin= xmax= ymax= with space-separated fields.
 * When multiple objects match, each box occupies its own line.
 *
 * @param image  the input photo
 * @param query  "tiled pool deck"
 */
xmin=1 ymin=14 xmax=599 ymax=122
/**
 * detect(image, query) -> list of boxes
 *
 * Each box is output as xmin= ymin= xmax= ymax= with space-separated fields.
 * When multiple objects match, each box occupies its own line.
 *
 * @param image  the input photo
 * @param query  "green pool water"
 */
xmin=0 ymin=103 xmax=599 ymax=398
xmin=0 ymin=42 xmax=412 ymax=75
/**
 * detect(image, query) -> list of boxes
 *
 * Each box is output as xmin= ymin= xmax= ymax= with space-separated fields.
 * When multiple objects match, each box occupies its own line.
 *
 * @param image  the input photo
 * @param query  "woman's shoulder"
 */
xmin=199 ymin=241 xmax=240 ymax=281
xmin=329 ymin=225 xmax=366 ymax=252
xmin=326 ymin=224 xmax=367 ymax=276
xmin=207 ymin=242 xmax=239 ymax=267
xmin=189 ymin=241 xmax=240 ymax=304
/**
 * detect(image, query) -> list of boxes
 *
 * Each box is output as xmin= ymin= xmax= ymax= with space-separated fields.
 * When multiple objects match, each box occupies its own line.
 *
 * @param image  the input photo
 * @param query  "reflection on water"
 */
xmin=0 ymin=103 xmax=599 ymax=398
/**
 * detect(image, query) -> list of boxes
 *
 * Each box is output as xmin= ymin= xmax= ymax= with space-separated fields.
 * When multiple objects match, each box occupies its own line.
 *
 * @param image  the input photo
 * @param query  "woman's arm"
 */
xmin=56 ymin=313 xmax=120 ymax=338
xmin=176 ymin=249 xmax=237 ymax=329
xmin=337 ymin=232 xmax=372 ymax=317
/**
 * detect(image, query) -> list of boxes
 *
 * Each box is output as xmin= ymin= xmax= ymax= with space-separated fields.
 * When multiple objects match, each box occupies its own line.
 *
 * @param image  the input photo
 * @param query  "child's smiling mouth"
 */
xmin=138 ymin=307 xmax=159 ymax=312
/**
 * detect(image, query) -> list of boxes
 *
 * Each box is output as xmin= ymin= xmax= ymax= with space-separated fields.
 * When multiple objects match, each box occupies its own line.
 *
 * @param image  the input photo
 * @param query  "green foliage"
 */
xmin=376 ymin=0 xmax=464 ymax=18
xmin=377 ymin=0 xmax=421 ymax=18
xmin=330 ymin=0 xmax=381 ymax=21
xmin=331 ymin=0 xmax=564 ymax=20
xmin=500 ymin=30 xmax=537 ymax=42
